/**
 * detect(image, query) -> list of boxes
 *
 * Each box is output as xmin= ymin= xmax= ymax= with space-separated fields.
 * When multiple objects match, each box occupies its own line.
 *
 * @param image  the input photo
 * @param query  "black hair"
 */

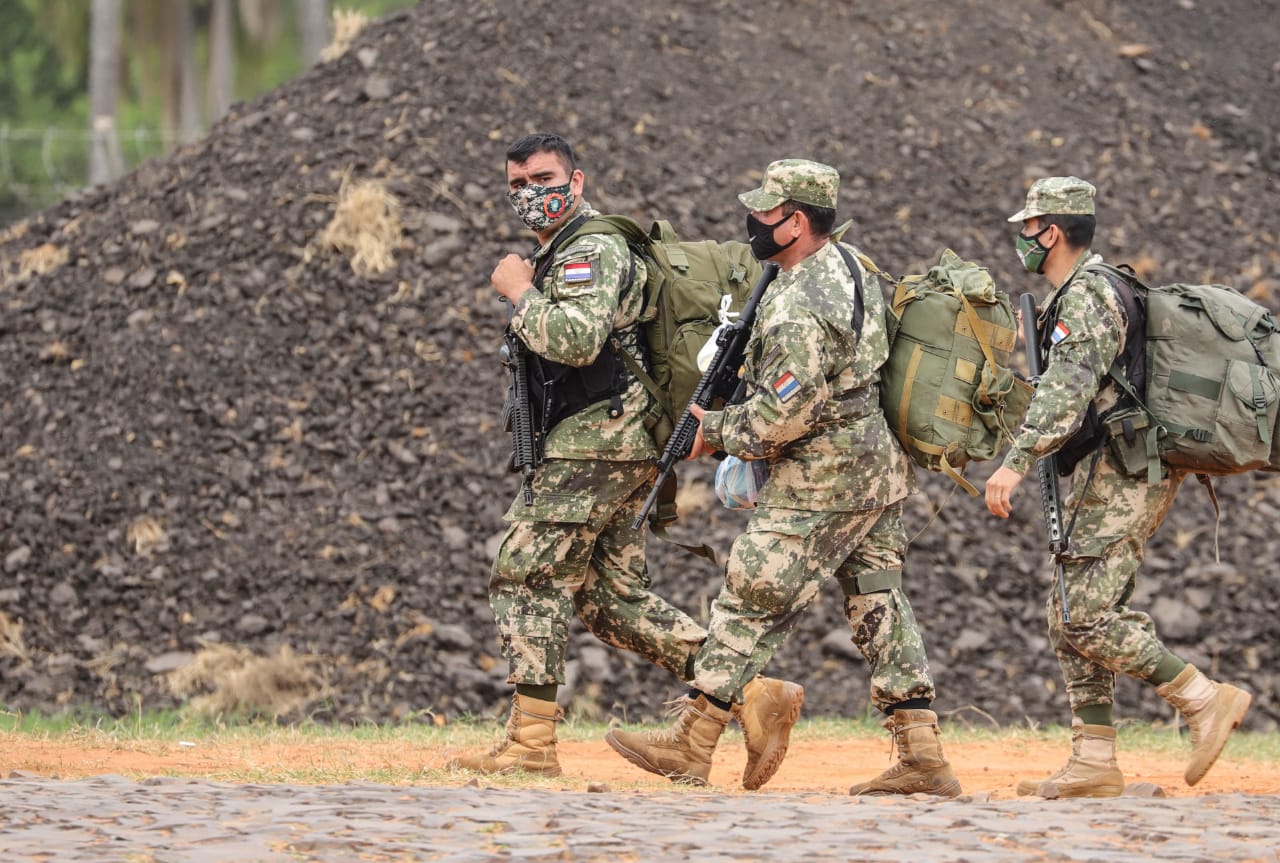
xmin=1041 ymin=213 xmax=1096 ymax=249
xmin=782 ymin=200 xmax=836 ymax=237
xmin=506 ymin=133 xmax=577 ymax=175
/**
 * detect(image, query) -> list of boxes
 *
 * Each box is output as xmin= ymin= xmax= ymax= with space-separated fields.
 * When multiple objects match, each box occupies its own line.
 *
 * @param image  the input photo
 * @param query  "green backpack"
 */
xmin=551 ymin=215 xmax=761 ymax=542
xmin=574 ymin=215 xmax=764 ymax=451
xmin=872 ymin=249 xmax=1034 ymax=495
xmin=1087 ymin=263 xmax=1280 ymax=482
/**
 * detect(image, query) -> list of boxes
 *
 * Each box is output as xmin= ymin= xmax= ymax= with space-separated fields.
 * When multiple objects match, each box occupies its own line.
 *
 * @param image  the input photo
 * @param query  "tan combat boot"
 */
xmin=605 ymin=693 xmax=732 ymax=785
xmin=448 ymin=693 xmax=563 ymax=777
xmin=733 ymin=676 xmax=804 ymax=790
xmin=1015 ymin=718 xmax=1124 ymax=797
xmin=849 ymin=709 xmax=962 ymax=797
xmin=1156 ymin=664 xmax=1252 ymax=786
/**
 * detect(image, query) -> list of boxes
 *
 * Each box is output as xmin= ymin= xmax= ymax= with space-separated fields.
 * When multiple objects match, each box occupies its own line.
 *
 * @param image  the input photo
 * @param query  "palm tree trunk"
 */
xmin=297 ymin=0 xmax=331 ymax=67
xmin=174 ymin=0 xmax=202 ymax=144
xmin=88 ymin=0 xmax=123 ymax=185
xmin=208 ymin=0 xmax=236 ymax=123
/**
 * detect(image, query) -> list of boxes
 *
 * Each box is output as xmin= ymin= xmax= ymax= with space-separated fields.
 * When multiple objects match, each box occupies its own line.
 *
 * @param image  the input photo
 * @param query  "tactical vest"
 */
xmin=524 ymin=215 xmax=636 ymax=435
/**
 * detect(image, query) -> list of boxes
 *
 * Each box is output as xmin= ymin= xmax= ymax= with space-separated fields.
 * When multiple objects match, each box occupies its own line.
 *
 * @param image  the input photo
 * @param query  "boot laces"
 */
xmin=866 ymin=727 xmax=914 ymax=782
xmin=662 ymin=695 xmax=696 ymax=719
xmin=882 ymin=716 xmax=933 ymax=769
xmin=870 ymin=716 xmax=906 ymax=770
xmin=640 ymin=695 xmax=697 ymax=744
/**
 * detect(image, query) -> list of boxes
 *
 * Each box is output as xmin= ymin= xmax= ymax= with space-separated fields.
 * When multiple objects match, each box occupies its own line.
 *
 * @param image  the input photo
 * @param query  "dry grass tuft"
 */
xmin=0 ymin=611 xmax=28 ymax=661
xmin=15 ymin=243 xmax=69 ymax=283
xmin=126 ymin=515 xmax=168 ymax=557
xmin=0 ymin=219 xmax=28 ymax=246
xmin=167 ymin=642 xmax=325 ymax=719
xmin=321 ymin=8 xmax=370 ymax=62
xmin=319 ymin=178 xmax=402 ymax=277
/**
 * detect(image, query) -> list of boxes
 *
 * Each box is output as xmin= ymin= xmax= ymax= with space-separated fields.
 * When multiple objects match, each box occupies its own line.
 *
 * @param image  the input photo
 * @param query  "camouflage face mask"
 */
xmin=1015 ymin=225 xmax=1051 ymax=274
xmin=508 ymin=181 xmax=575 ymax=232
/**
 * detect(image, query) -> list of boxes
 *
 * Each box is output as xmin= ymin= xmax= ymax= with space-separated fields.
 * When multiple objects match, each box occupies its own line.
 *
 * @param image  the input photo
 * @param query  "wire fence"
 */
xmin=0 ymin=125 xmax=181 ymax=216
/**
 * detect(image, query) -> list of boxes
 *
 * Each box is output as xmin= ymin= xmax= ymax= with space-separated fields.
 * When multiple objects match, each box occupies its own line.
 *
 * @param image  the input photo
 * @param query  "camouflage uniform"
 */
xmin=492 ymin=201 xmax=706 ymax=686
xmin=696 ymin=161 xmax=932 ymax=711
xmin=1002 ymin=178 xmax=1187 ymax=712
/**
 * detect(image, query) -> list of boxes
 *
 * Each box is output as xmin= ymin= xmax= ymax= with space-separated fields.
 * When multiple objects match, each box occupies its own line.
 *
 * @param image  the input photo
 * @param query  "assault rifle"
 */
xmin=632 ymin=261 xmax=780 ymax=529
xmin=501 ymin=300 xmax=542 ymax=505
xmin=1020 ymin=292 xmax=1071 ymax=625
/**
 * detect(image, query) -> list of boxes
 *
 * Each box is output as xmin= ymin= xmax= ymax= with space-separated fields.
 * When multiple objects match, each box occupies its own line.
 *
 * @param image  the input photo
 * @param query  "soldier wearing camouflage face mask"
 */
xmin=451 ymin=134 xmax=799 ymax=785
xmin=606 ymin=159 xmax=962 ymax=797
xmin=987 ymin=176 xmax=1252 ymax=797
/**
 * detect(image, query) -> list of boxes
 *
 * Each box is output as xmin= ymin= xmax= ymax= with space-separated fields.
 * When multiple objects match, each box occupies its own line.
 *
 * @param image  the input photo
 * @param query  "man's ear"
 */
xmin=569 ymin=168 xmax=585 ymax=196
xmin=793 ymin=208 xmax=809 ymax=237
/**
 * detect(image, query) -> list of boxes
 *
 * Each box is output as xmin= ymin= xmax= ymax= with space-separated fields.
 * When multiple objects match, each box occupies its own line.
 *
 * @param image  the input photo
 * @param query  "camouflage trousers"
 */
xmin=1049 ymin=452 xmax=1188 ymax=711
xmin=693 ymin=502 xmax=935 ymax=711
xmin=490 ymin=457 xmax=706 ymax=686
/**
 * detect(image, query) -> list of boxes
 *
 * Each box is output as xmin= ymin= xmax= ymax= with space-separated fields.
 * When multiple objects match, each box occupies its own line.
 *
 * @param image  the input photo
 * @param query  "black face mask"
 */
xmin=746 ymin=211 xmax=798 ymax=261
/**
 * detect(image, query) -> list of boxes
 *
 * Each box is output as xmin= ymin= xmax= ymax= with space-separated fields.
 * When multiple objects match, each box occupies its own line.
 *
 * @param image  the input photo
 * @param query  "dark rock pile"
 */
xmin=1 ymin=0 xmax=1277 ymax=729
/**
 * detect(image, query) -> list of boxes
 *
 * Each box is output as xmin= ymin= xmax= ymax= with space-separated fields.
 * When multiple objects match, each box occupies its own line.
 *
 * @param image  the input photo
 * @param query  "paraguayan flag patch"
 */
xmin=772 ymin=371 xmax=800 ymax=402
xmin=563 ymin=261 xmax=594 ymax=284
xmin=1050 ymin=321 xmax=1071 ymax=345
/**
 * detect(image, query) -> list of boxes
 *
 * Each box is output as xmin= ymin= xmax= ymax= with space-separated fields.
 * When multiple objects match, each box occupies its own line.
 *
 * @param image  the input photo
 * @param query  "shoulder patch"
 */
xmin=772 ymin=370 xmax=800 ymax=402
xmin=563 ymin=260 xmax=595 ymax=285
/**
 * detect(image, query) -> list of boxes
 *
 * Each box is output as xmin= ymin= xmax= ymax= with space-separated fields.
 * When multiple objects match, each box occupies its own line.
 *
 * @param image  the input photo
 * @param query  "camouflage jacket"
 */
xmin=508 ymin=202 xmax=655 ymax=462
xmin=701 ymin=241 xmax=914 ymax=511
xmin=1002 ymin=250 xmax=1129 ymax=476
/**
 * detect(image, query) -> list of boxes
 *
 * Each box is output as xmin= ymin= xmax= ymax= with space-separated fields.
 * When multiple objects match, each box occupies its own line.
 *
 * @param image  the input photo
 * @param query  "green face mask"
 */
xmin=1015 ymin=225 xmax=1051 ymax=274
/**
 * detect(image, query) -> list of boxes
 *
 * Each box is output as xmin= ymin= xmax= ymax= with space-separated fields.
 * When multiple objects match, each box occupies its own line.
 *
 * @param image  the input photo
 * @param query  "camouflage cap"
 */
xmin=1007 ymin=176 xmax=1097 ymax=222
xmin=739 ymin=159 xmax=839 ymax=211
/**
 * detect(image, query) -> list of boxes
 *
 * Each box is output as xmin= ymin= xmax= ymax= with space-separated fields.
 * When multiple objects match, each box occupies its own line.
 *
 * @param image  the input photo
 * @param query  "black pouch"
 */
xmin=1104 ymin=406 xmax=1153 ymax=478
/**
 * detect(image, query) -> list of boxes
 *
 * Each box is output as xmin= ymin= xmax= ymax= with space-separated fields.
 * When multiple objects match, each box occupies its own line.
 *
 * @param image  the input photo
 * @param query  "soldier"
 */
xmin=452 ymin=133 xmax=800 ymax=787
xmin=606 ymin=159 xmax=961 ymax=797
xmin=986 ymin=176 xmax=1252 ymax=797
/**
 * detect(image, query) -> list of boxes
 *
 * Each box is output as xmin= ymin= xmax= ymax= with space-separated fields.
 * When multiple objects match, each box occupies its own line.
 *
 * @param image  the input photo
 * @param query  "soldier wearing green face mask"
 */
xmin=986 ymin=176 xmax=1252 ymax=797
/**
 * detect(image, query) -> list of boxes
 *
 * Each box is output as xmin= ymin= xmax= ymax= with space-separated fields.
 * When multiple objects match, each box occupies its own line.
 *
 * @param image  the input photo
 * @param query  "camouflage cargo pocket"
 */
xmin=503 ymin=490 xmax=594 ymax=524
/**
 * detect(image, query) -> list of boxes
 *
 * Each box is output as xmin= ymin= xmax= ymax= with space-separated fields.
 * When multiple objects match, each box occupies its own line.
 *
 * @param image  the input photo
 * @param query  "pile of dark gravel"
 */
xmin=1 ymin=0 xmax=1277 ymax=729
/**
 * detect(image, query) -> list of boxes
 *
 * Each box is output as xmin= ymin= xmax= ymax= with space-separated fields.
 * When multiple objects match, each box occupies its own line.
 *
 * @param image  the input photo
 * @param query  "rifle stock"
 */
xmin=1020 ymin=292 xmax=1071 ymax=625
xmin=633 ymin=261 xmax=780 ymax=529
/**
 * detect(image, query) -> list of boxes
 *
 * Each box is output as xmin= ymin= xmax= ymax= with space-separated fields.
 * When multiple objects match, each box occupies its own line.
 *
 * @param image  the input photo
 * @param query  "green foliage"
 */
xmin=0 ymin=0 xmax=87 ymax=121
xmin=0 ymin=0 xmax=421 ymax=223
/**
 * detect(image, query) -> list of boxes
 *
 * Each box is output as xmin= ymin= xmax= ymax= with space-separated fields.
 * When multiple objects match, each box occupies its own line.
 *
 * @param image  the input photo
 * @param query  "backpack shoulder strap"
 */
xmin=832 ymin=243 xmax=866 ymax=337
xmin=1080 ymin=261 xmax=1148 ymax=390
xmin=571 ymin=215 xmax=667 ymax=416
xmin=531 ymin=213 xmax=592 ymax=287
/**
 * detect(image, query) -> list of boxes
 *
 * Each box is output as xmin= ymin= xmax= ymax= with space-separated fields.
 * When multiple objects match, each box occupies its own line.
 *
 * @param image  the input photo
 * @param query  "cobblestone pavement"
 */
xmin=1 ymin=776 xmax=1278 ymax=862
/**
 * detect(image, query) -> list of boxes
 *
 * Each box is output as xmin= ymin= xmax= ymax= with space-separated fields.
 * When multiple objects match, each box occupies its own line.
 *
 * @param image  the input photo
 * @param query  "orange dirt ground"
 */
xmin=7 ymin=736 xmax=1278 ymax=798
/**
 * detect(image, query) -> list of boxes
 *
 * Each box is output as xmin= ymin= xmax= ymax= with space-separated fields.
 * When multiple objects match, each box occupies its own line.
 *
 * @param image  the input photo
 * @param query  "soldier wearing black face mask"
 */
xmin=745 ymin=210 xmax=801 ymax=260
xmin=607 ymin=159 xmax=962 ymax=798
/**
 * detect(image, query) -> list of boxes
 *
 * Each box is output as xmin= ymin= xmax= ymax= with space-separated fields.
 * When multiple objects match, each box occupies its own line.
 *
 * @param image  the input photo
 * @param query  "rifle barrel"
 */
xmin=631 ymin=261 xmax=780 ymax=531
xmin=1020 ymin=292 xmax=1072 ymax=625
